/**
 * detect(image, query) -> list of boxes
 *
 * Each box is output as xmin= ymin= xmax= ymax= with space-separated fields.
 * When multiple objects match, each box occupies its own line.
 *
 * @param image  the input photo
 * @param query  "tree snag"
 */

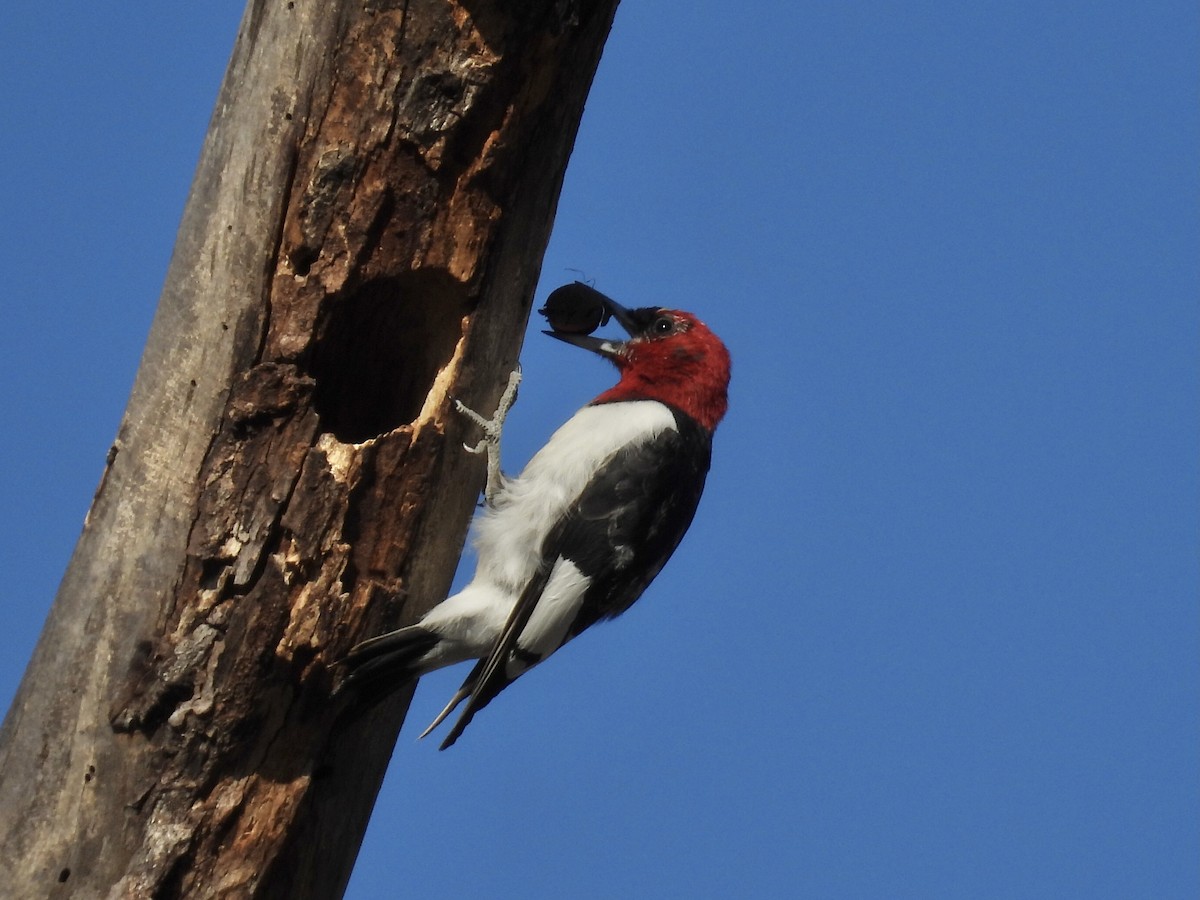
xmin=0 ymin=1 xmax=620 ymax=896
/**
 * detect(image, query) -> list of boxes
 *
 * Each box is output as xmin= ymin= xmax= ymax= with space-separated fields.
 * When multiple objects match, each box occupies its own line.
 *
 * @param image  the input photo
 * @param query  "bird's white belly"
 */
xmin=472 ymin=400 xmax=677 ymax=591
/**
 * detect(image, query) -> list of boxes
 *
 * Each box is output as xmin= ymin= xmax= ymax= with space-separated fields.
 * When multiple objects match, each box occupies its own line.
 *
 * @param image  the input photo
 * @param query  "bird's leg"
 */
xmin=455 ymin=366 xmax=521 ymax=507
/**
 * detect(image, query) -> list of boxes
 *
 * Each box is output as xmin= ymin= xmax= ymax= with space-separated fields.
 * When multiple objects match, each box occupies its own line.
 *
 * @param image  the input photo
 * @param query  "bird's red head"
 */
xmin=545 ymin=300 xmax=731 ymax=433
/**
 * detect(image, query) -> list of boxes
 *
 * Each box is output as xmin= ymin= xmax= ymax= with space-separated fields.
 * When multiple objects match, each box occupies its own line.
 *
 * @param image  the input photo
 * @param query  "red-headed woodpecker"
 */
xmin=339 ymin=286 xmax=731 ymax=748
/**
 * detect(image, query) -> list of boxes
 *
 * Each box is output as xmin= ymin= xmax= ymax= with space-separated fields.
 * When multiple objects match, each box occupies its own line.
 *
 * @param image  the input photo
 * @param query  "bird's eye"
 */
xmin=651 ymin=315 xmax=675 ymax=336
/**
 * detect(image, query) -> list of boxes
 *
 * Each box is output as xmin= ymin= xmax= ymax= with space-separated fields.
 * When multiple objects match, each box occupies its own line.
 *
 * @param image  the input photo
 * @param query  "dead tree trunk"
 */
xmin=0 ymin=1 xmax=619 ymax=896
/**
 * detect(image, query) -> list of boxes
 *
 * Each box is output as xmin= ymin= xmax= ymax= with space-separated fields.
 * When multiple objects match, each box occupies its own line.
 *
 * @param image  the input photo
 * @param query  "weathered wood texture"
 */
xmin=0 ymin=1 xmax=618 ymax=896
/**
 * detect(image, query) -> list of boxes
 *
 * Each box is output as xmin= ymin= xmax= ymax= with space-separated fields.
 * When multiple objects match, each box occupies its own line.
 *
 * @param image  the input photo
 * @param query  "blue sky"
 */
xmin=2 ymin=2 xmax=1197 ymax=898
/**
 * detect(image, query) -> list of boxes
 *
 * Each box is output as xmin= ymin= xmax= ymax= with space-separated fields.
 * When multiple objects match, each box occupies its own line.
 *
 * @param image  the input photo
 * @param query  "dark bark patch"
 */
xmin=309 ymin=269 xmax=467 ymax=442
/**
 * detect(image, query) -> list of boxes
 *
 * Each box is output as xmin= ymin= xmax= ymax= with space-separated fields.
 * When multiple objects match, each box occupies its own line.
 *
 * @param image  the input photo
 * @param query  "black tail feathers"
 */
xmin=335 ymin=625 xmax=440 ymax=699
xmin=335 ymin=624 xmax=511 ymax=750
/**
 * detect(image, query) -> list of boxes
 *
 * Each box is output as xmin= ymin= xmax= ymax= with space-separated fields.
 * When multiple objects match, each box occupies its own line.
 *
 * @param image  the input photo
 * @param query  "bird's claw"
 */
xmin=455 ymin=367 xmax=522 ymax=506
xmin=454 ymin=398 xmax=502 ymax=442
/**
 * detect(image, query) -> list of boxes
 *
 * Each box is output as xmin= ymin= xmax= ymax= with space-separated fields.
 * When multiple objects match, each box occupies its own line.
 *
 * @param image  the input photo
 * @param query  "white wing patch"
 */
xmin=506 ymin=558 xmax=590 ymax=677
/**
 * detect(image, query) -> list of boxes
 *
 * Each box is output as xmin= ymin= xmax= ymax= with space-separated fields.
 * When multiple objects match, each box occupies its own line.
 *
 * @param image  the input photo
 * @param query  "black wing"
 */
xmin=438 ymin=409 xmax=712 ymax=748
xmin=555 ymin=409 xmax=712 ymax=637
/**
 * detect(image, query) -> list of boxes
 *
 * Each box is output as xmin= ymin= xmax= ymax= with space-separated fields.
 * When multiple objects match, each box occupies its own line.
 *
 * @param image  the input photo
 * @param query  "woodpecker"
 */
xmin=339 ymin=287 xmax=731 ymax=748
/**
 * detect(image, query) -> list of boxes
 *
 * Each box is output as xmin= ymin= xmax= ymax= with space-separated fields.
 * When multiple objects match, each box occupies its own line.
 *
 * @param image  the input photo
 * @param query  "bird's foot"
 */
xmin=455 ymin=366 xmax=521 ymax=507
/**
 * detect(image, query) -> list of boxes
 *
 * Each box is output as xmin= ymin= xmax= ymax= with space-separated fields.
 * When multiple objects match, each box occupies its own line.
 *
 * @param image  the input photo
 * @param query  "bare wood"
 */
xmin=0 ymin=1 xmax=618 ymax=896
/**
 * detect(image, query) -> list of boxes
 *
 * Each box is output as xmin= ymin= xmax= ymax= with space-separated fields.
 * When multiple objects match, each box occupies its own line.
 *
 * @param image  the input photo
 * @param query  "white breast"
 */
xmin=471 ymin=400 xmax=677 ymax=592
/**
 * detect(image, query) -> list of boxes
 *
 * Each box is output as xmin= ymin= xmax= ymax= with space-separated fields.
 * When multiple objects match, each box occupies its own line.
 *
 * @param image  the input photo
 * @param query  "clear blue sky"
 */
xmin=2 ymin=3 xmax=1197 ymax=898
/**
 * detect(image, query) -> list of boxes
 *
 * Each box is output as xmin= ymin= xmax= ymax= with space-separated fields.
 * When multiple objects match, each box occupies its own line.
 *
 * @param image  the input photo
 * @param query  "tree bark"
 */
xmin=0 ymin=1 xmax=618 ymax=896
